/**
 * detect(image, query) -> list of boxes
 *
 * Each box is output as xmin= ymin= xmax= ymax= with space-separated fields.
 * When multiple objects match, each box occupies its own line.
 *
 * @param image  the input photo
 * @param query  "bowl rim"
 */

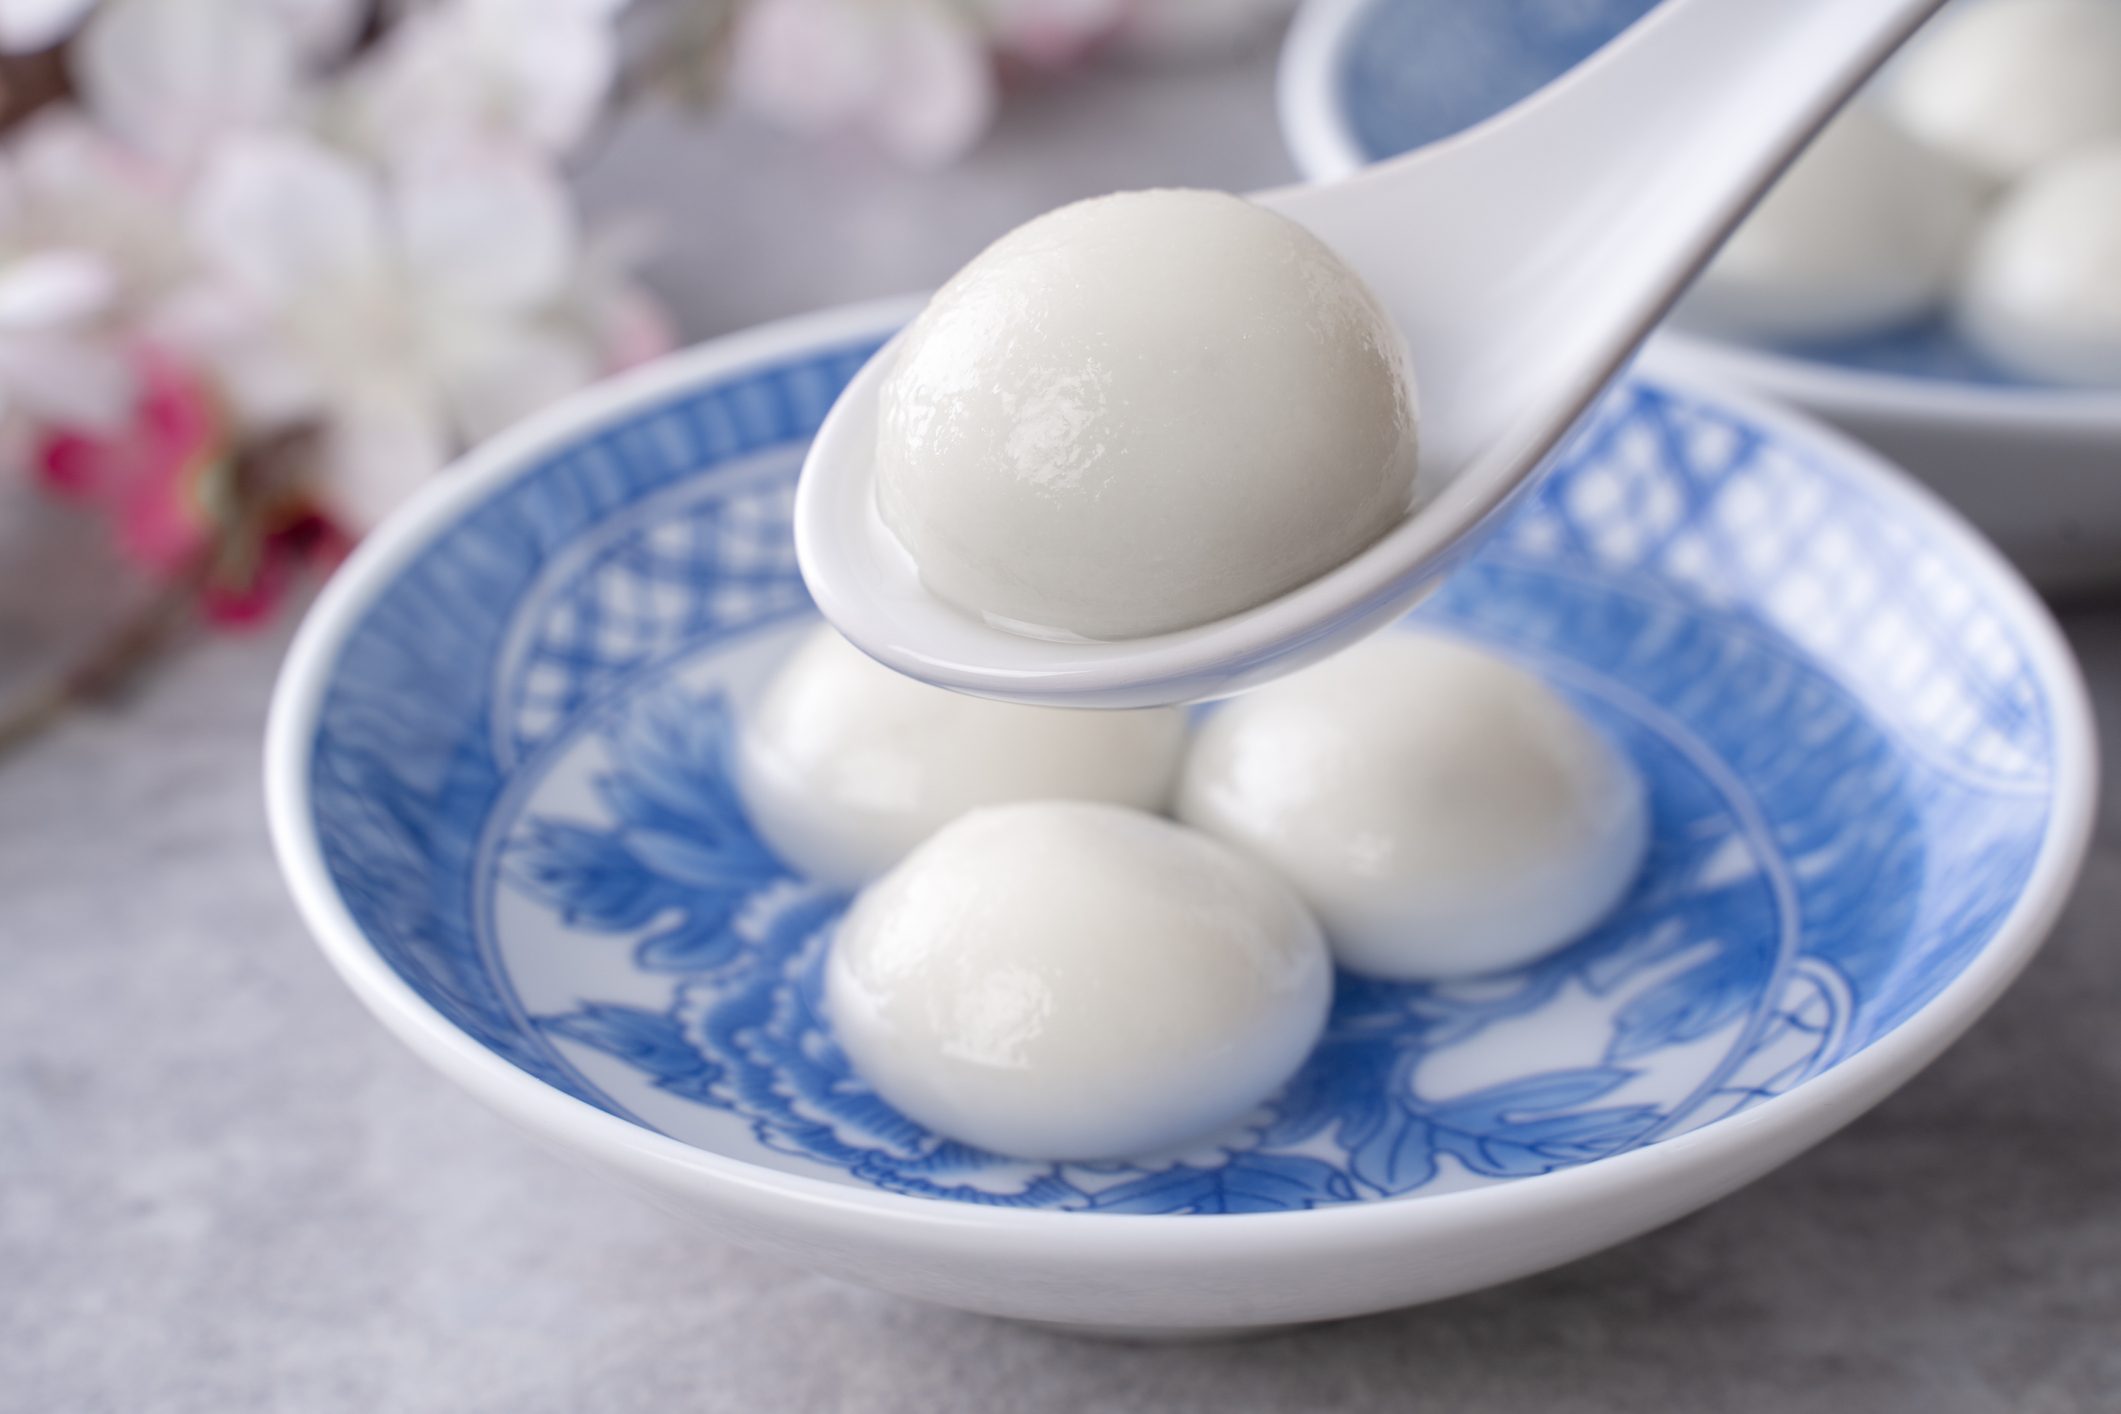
xmin=265 ymin=295 xmax=2098 ymax=1257
xmin=1275 ymin=0 xmax=2121 ymax=434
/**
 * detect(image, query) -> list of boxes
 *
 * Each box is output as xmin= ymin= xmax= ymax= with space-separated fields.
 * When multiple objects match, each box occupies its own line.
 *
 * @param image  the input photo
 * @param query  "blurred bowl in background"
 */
xmin=267 ymin=298 xmax=2093 ymax=1336
xmin=1278 ymin=0 xmax=2121 ymax=596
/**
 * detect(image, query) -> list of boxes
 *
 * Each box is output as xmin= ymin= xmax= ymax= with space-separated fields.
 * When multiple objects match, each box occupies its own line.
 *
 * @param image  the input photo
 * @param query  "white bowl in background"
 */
xmin=1279 ymin=0 xmax=2121 ymax=596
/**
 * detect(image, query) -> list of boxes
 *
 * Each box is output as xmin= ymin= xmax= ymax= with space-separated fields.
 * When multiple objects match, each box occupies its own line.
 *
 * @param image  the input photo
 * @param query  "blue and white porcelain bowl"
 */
xmin=1278 ymin=0 xmax=2121 ymax=595
xmin=267 ymin=298 xmax=2096 ymax=1337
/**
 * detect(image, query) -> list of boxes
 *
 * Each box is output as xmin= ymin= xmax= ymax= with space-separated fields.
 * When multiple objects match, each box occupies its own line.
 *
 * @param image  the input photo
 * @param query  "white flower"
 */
xmin=0 ymin=116 xmax=164 ymax=428
xmin=728 ymin=0 xmax=996 ymax=167
xmin=0 ymin=0 xmax=94 ymax=53
xmin=337 ymin=0 xmax=631 ymax=160
xmin=0 ymin=248 xmax=129 ymax=427
xmin=4 ymin=111 xmax=191 ymax=298
xmin=68 ymin=0 xmax=365 ymax=169
xmin=179 ymin=131 xmax=607 ymax=530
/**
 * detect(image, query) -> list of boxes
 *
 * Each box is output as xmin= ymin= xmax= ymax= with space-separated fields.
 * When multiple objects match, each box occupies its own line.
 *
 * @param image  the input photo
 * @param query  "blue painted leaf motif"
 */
xmin=1279 ymin=1059 xmax=1663 ymax=1195
xmin=635 ymin=913 xmax=746 ymax=972
xmin=506 ymin=683 xmax=787 ymax=974
xmin=1430 ymin=1066 xmax=1634 ymax=1123
xmin=1265 ymin=1016 xmax=1661 ymax=1196
xmin=1425 ymin=1066 xmax=1660 ymax=1177
xmin=1346 ymin=1095 xmax=1440 ymax=1195
xmin=597 ymin=771 xmax=712 ymax=845
xmin=1258 ymin=1032 xmax=1396 ymax=1150
xmin=604 ymin=687 xmax=779 ymax=876
xmin=1581 ymin=917 xmax=1699 ymax=997
xmin=539 ymin=1003 xmax=719 ymax=1096
xmin=508 ymin=821 xmax=678 ymax=932
xmin=622 ymin=827 xmax=775 ymax=892
xmin=1608 ymin=944 xmax=1768 ymax=1061
xmin=1087 ymin=1154 xmax=1358 ymax=1214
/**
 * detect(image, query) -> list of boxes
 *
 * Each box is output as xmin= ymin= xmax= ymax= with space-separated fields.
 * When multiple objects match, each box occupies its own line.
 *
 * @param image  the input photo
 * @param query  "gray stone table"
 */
xmin=6 ymin=40 xmax=2121 ymax=1414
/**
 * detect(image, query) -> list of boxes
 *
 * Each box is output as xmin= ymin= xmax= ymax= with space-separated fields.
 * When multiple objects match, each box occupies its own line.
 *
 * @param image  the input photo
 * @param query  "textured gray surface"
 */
xmin=6 ymin=41 xmax=2121 ymax=1414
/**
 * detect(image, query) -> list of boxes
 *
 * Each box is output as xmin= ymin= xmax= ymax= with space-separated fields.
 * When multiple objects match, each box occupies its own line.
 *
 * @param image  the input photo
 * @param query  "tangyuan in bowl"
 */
xmin=267 ymin=298 xmax=2094 ymax=1337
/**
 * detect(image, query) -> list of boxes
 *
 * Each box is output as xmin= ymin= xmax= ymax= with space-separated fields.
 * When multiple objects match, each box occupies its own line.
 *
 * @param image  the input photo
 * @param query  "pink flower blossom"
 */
xmin=198 ymin=509 xmax=347 ymax=626
xmin=35 ymin=344 xmax=226 ymax=579
xmin=33 ymin=342 xmax=353 ymax=623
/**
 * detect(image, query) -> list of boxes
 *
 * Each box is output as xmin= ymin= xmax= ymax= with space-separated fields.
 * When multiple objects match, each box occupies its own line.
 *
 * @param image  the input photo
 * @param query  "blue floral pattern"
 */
xmin=308 ymin=322 xmax=2056 ymax=1214
xmin=1330 ymin=0 xmax=2026 ymax=386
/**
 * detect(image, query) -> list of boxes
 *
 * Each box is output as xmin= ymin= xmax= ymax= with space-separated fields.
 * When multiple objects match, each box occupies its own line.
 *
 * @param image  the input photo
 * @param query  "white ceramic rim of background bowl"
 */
xmin=266 ymin=295 xmax=2098 ymax=1295
xmin=1277 ymin=0 xmax=2121 ymax=438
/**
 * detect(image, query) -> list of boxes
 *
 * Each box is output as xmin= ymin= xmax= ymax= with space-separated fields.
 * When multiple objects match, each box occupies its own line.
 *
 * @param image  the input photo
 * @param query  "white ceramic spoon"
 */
xmin=795 ymin=0 xmax=1948 ymax=707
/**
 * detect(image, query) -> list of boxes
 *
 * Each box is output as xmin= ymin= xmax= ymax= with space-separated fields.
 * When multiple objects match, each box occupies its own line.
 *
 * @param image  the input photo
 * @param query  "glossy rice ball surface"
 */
xmin=826 ymin=801 xmax=1333 ymax=1161
xmin=876 ymin=188 xmax=1421 ymax=640
xmin=1178 ymin=630 xmax=1648 ymax=981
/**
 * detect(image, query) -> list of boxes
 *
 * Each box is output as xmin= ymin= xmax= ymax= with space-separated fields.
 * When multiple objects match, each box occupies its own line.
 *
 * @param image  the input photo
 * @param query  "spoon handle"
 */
xmin=1286 ymin=0 xmax=1951 ymax=465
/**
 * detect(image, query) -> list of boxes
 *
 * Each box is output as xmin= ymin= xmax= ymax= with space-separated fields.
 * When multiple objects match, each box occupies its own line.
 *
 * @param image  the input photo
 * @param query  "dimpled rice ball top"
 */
xmin=736 ymin=625 xmax=1186 ymax=890
xmin=875 ymin=188 xmax=1422 ymax=641
xmin=825 ymin=801 xmax=1333 ymax=1162
xmin=1178 ymin=630 xmax=1648 ymax=982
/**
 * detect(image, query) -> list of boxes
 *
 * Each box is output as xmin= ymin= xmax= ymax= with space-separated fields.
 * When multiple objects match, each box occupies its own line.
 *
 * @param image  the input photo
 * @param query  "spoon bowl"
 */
xmin=798 ymin=0 xmax=1949 ymax=706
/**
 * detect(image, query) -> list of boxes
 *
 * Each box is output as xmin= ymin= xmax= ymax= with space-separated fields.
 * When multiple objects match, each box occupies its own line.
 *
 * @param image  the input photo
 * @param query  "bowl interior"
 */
xmin=1309 ymin=0 xmax=2037 ymax=389
xmin=302 ymin=317 xmax=2060 ymax=1216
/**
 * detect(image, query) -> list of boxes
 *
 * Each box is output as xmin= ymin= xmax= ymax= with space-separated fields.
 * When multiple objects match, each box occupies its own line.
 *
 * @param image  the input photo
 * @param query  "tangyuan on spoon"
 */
xmin=795 ymin=0 xmax=1949 ymax=707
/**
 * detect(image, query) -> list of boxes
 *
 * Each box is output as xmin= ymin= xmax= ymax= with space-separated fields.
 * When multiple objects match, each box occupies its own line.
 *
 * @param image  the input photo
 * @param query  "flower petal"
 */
xmin=7 ymin=113 xmax=189 ymax=294
xmin=431 ymin=314 xmax=596 ymax=442
xmin=393 ymin=142 xmax=575 ymax=312
xmin=111 ymin=351 xmax=226 ymax=576
xmin=190 ymin=131 xmax=387 ymax=304
xmin=586 ymin=276 xmax=675 ymax=373
xmin=0 ymin=329 xmax=135 ymax=427
xmin=341 ymin=0 xmax=619 ymax=158
xmin=148 ymin=281 xmax=325 ymax=432
xmin=317 ymin=378 xmax=450 ymax=533
xmin=0 ymin=249 xmax=115 ymax=330
xmin=729 ymin=0 xmax=889 ymax=134
xmin=0 ymin=0 xmax=96 ymax=53
xmin=471 ymin=0 xmax=621 ymax=153
xmin=873 ymin=4 xmax=997 ymax=166
xmin=730 ymin=0 xmax=997 ymax=165
xmin=558 ymin=221 xmax=675 ymax=373
xmin=729 ymin=0 xmax=992 ymax=166
xmin=72 ymin=0 xmax=301 ymax=168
